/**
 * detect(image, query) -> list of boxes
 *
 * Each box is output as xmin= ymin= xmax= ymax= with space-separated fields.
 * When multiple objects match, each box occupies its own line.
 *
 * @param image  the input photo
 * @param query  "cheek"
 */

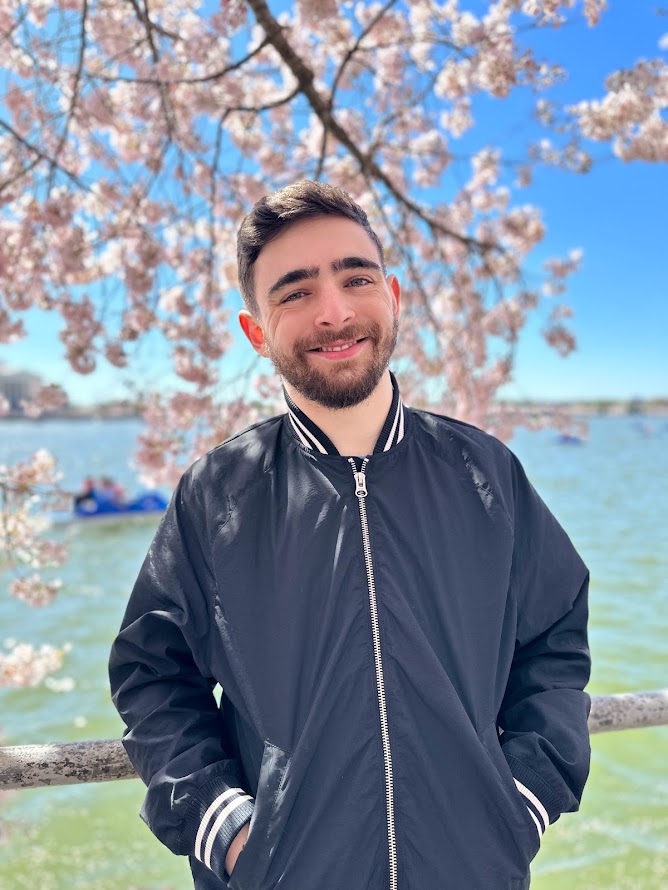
xmin=267 ymin=314 xmax=297 ymax=348
xmin=373 ymin=301 xmax=397 ymax=326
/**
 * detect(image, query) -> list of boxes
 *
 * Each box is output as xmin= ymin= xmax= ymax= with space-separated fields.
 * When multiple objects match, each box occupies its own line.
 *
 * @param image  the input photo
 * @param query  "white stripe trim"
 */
xmin=514 ymin=778 xmax=549 ymax=833
xmin=526 ymin=805 xmax=543 ymax=840
xmin=194 ymin=787 xmax=245 ymax=862
xmin=384 ymin=399 xmax=401 ymax=452
xmin=203 ymin=794 xmax=252 ymax=869
xmin=289 ymin=410 xmax=327 ymax=453
xmin=397 ymin=403 xmax=405 ymax=442
xmin=288 ymin=413 xmax=312 ymax=450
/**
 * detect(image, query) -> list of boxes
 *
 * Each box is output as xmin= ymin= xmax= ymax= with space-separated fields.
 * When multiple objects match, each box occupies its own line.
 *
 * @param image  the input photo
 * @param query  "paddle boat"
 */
xmin=62 ymin=475 xmax=168 ymax=522
xmin=73 ymin=490 xmax=168 ymax=519
xmin=555 ymin=432 xmax=586 ymax=445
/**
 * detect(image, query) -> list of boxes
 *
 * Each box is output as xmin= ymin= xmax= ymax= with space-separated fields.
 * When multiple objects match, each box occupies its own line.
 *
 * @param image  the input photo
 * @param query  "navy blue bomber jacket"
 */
xmin=109 ymin=374 xmax=591 ymax=890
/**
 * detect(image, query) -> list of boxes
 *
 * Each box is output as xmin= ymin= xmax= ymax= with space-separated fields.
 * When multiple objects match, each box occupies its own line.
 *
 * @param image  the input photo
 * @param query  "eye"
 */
xmin=346 ymin=276 xmax=373 ymax=287
xmin=281 ymin=290 xmax=307 ymax=304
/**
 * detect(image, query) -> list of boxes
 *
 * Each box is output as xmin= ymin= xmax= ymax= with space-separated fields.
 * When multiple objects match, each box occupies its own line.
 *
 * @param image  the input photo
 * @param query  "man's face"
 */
xmin=240 ymin=216 xmax=400 ymax=409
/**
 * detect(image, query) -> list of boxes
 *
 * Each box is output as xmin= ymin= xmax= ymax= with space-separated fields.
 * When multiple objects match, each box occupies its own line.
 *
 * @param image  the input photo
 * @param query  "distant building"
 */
xmin=0 ymin=368 xmax=43 ymax=412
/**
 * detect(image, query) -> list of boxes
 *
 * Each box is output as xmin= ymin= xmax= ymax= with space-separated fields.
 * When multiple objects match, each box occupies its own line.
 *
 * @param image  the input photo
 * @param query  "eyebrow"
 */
xmin=267 ymin=255 xmax=382 ymax=299
xmin=267 ymin=266 xmax=319 ymax=298
xmin=331 ymin=255 xmax=382 ymax=274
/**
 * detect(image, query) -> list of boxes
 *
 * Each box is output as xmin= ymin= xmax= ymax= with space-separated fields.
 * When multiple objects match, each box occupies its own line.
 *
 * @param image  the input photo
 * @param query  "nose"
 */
xmin=313 ymin=281 xmax=356 ymax=328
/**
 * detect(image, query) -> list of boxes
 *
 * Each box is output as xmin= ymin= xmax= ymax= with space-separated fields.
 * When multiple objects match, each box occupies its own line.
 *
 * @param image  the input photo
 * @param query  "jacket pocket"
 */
xmin=227 ymin=741 xmax=291 ymax=890
xmin=476 ymin=722 xmax=542 ymax=867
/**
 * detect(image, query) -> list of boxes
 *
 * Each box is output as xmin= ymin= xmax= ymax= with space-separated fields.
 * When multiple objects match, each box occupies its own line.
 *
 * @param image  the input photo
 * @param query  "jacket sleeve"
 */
xmin=108 ymin=469 xmax=253 ymax=880
xmin=498 ymin=453 xmax=591 ymax=843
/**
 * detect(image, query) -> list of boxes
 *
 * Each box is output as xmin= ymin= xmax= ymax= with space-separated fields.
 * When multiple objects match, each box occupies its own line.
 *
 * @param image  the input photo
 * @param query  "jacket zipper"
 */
xmin=348 ymin=457 xmax=397 ymax=890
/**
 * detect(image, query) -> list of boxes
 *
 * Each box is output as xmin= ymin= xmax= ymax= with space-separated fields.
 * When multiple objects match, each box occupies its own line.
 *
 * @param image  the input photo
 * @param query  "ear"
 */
xmin=387 ymin=274 xmax=401 ymax=317
xmin=239 ymin=310 xmax=269 ymax=356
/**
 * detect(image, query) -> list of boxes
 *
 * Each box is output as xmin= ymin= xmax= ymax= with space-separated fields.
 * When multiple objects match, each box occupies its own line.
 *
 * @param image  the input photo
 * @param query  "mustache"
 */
xmin=297 ymin=325 xmax=378 ymax=352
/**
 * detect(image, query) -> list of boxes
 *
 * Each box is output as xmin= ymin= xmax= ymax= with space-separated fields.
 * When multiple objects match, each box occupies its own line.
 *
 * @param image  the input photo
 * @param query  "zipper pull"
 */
xmin=354 ymin=471 xmax=368 ymax=498
xmin=348 ymin=456 xmax=370 ymax=498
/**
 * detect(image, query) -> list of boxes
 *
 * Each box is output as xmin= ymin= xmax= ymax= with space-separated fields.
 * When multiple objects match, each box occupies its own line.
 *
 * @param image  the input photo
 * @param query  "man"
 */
xmin=109 ymin=181 xmax=591 ymax=890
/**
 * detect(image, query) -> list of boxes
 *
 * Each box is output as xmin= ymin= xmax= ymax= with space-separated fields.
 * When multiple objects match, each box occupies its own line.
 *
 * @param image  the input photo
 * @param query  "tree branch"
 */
xmin=123 ymin=0 xmax=180 ymax=42
xmin=87 ymin=37 xmax=271 ymax=85
xmin=244 ymin=0 xmax=494 ymax=254
xmin=228 ymin=83 xmax=300 ymax=114
xmin=124 ymin=0 xmax=176 ymax=139
xmin=315 ymin=0 xmax=400 ymax=179
xmin=203 ymin=110 xmax=230 ymax=309
xmin=48 ymin=0 xmax=89 ymax=195
xmin=0 ymin=119 xmax=87 ymax=195
xmin=0 ymin=152 xmax=43 ymax=196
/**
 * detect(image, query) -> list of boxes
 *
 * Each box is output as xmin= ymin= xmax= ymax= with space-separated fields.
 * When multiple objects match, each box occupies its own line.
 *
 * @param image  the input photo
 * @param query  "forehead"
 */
xmin=253 ymin=216 xmax=381 ymax=296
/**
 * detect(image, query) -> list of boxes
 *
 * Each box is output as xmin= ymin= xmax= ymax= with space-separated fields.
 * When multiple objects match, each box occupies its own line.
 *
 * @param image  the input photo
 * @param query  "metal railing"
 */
xmin=1 ymin=689 xmax=666 ymax=791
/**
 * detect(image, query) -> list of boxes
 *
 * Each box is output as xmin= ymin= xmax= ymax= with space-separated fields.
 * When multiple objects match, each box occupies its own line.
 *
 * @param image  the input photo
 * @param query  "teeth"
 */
xmin=318 ymin=341 xmax=357 ymax=352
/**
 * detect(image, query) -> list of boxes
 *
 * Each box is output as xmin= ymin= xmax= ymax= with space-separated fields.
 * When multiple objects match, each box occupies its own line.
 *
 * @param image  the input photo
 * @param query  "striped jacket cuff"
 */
xmin=514 ymin=777 xmax=549 ymax=844
xmin=186 ymin=783 xmax=254 ymax=877
xmin=505 ymin=752 xmax=563 ymax=828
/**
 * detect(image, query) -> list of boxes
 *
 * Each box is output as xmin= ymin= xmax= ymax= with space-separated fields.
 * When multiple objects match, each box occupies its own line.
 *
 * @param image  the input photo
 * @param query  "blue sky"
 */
xmin=2 ymin=2 xmax=667 ymax=405
xmin=495 ymin=4 xmax=668 ymax=402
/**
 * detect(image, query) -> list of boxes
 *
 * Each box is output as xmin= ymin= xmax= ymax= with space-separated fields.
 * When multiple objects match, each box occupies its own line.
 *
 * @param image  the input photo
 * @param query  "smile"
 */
xmin=311 ymin=338 xmax=366 ymax=353
xmin=308 ymin=338 xmax=367 ymax=360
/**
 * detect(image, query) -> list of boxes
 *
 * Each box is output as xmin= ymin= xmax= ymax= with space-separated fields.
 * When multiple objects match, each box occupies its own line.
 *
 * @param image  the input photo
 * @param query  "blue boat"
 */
xmin=73 ymin=490 xmax=168 ymax=519
xmin=555 ymin=433 xmax=585 ymax=446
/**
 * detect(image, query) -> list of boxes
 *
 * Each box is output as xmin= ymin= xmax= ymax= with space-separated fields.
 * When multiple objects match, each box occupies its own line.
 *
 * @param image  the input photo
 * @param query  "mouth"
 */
xmin=308 ymin=337 xmax=367 ymax=354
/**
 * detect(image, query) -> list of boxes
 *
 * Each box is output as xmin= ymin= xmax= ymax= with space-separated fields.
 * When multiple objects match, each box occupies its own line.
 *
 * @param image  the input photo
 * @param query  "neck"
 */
xmin=284 ymin=371 xmax=393 ymax=457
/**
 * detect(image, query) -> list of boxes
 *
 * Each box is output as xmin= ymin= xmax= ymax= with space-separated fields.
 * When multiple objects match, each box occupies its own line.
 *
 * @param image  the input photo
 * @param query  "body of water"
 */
xmin=0 ymin=415 xmax=666 ymax=888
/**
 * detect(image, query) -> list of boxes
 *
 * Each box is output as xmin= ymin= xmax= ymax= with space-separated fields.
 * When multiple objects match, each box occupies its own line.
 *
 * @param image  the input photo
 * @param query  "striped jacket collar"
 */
xmin=284 ymin=371 xmax=406 ymax=456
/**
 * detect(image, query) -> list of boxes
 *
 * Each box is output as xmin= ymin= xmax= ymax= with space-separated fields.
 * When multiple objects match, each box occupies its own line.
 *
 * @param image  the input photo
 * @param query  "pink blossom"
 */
xmin=0 ymin=0 xmax=663 ymax=629
xmin=297 ymin=0 xmax=338 ymax=26
xmin=584 ymin=0 xmax=607 ymax=28
xmin=1 ymin=450 xmax=68 ymax=637
xmin=9 ymin=575 xmax=63 ymax=607
xmin=173 ymin=346 xmax=219 ymax=387
xmin=0 ymin=642 xmax=65 ymax=688
xmin=20 ymin=384 xmax=68 ymax=419
xmin=569 ymin=57 xmax=668 ymax=161
xmin=543 ymin=323 xmax=577 ymax=356
xmin=0 ymin=308 xmax=26 ymax=344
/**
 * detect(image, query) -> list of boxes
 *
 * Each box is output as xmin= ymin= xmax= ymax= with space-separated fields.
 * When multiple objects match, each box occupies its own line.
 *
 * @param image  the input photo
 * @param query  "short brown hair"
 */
xmin=236 ymin=180 xmax=386 ymax=318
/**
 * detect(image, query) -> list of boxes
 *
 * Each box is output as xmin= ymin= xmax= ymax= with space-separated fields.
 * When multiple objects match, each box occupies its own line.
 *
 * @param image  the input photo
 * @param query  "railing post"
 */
xmin=0 ymin=739 xmax=137 ymax=790
xmin=586 ymin=689 xmax=668 ymax=734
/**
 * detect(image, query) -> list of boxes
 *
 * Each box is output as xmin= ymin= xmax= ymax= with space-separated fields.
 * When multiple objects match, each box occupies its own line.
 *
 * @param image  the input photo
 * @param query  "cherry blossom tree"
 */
xmin=0 ymin=449 xmax=69 ymax=686
xmin=1 ymin=0 xmax=666 ymax=684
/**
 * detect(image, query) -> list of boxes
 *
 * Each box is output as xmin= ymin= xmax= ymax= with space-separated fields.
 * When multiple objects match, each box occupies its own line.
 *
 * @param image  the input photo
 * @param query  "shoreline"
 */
xmin=1 ymin=398 xmax=667 ymax=422
xmin=0 ymin=398 xmax=668 ymax=423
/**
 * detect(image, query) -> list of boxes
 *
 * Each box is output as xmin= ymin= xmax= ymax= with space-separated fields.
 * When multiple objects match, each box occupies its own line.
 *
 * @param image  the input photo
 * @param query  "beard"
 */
xmin=265 ymin=315 xmax=399 ymax=409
